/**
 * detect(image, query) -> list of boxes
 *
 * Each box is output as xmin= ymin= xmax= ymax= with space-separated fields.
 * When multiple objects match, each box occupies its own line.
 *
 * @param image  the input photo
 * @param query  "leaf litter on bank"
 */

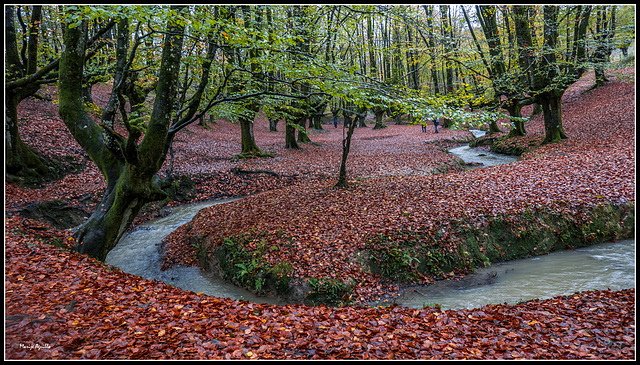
xmin=5 ymin=235 xmax=636 ymax=359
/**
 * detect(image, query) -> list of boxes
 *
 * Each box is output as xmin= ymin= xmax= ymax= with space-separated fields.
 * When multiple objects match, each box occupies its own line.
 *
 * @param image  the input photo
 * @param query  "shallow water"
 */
xmin=448 ymin=144 xmax=519 ymax=168
xmin=469 ymin=129 xmax=487 ymax=138
xmin=105 ymin=198 xmax=286 ymax=305
xmin=447 ymin=129 xmax=518 ymax=168
xmin=106 ymin=195 xmax=634 ymax=310
xmin=396 ymin=239 xmax=636 ymax=310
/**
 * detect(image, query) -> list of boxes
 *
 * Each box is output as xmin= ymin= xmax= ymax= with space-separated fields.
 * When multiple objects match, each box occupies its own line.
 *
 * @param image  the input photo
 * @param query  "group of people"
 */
xmin=422 ymin=117 xmax=439 ymax=133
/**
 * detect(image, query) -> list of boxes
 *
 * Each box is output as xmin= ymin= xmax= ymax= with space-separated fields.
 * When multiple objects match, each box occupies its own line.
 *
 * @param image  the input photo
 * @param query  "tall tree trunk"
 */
xmin=405 ymin=26 xmax=420 ymax=91
xmin=423 ymin=5 xmax=440 ymax=94
xmin=335 ymin=113 xmax=357 ymax=188
xmin=440 ymin=5 xmax=455 ymax=96
xmin=5 ymin=5 xmax=48 ymax=179
xmin=5 ymin=92 xmax=49 ymax=178
xmin=439 ymin=5 xmax=455 ymax=128
xmin=312 ymin=115 xmax=323 ymax=130
xmin=285 ymin=120 xmax=300 ymax=150
xmin=539 ymin=91 xmax=567 ymax=144
xmin=372 ymin=107 xmax=386 ymax=130
xmin=58 ymin=7 xmax=186 ymax=261
xmin=236 ymin=6 xmax=267 ymax=158
xmin=593 ymin=6 xmax=617 ymax=87
xmin=356 ymin=106 xmax=367 ymax=128
xmin=366 ymin=13 xmax=377 ymax=80
xmin=239 ymin=106 xmax=263 ymax=157
xmin=513 ymin=5 xmax=590 ymax=144
xmin=296 ymin=117 xmax=311 ymax=143
xmin=382 ymin=14 xmax=392 ymax=81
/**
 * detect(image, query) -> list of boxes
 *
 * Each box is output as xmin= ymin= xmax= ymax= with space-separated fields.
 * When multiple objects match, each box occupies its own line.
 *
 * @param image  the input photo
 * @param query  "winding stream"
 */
xmin=105 ymin=199 xmax=286 ymax=305
xmin=105 ymin=134 xmax=634 ymax=309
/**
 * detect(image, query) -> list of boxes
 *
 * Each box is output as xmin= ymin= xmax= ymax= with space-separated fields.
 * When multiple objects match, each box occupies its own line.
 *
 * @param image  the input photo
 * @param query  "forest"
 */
xmin=4 ymin=4 xmax=636 ymax=360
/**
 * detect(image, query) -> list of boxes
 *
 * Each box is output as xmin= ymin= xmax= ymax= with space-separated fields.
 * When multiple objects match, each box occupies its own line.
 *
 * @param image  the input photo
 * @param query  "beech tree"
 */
xmin=58 ymin=5 xmax=189 ymax=260
xmin=54 ymin=5 xmax=374 ymax=259
xmin=6 ymin=5 xmax=115 ymax=181
xmin=513 ymin=5 xmax=592 ymax=144
xmin=219 ymin=5 xmax=271 ymax=159
xmin=461 ymin=5 xmax=531 ymax=136
xmin=590 ymin=5 xmax=617 ymax=87
xmin=57 ymin=5 xmax=278 ymax=260
xmin=6 ymin=5 xmax=49 ymax=179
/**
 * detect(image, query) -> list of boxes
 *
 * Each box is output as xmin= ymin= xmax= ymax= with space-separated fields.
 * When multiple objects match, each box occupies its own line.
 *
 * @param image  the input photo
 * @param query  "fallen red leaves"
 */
xmin=163 ymin=70 xmax=635 ymax=305
xmin=4 ymin=236 xmax=636 ymax=359
xmin=4 ymin=69 xmax=636 ymax=359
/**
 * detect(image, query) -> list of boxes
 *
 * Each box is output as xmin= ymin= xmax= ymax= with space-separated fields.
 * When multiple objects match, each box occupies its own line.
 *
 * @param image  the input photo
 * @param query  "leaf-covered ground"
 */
xmin=163 ymin=68 xmax=635 ymax=304
xmin=4 ymin=68 xmax=635 ymax=359
xmin=5 ymin=237 xmax=635 ymax=359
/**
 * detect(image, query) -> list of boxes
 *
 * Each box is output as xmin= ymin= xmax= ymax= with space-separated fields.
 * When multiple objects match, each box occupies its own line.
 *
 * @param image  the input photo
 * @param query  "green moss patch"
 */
xmin=362 ymin=202 xmax=634 ymax=283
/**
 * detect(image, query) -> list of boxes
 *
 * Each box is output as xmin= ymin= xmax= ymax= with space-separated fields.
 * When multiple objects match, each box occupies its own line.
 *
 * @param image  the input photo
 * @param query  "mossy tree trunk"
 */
xmin=487 ymin=120 xmax=504 ymax=135
xmin=238 ymin=103 xmax=270 ymax=158
xmin=505 ymin=100 xmax=527 ymax=137
xmin=296 ymin=117 xmax=311 ymax=144
xmin=239 ymin=114 xmax=261 ymax=155
xmin=513 ymin=5 xmax=591 ymax=144
xmin=6 ymin=6 xmax=116 ymax=181
xmin=5 ymin=94 xmax=49 ymax=179
xmin=5 ymin=6 xmax=48 ymax=179
xmin=356 ymin=106 xmax=368 ymax=128
xmin=239 ymin=6 xmax=267 ymax=158
xmin=592 ymin=6 xmax=617 ymax=88
xmin=58 ymin=7 xmax=186 ymax=261
xmin=310 ymin=98 xmax=327 ymax=130
xmin=372 ymin=107 xmax=387 ymax=130
xmin=539 ymin=91 xmax=567 ymax=144
xmin=285 ymin=119 xmax=300 ymax=150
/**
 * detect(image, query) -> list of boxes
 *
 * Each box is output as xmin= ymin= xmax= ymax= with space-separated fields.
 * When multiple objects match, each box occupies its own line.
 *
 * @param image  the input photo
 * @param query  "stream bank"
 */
xmin=107 ymin=129 xmax=635 ymax=308
xmin=106 ymin=196 xmax=634 ymax=309
xmin=105 ymin=199 xmax=287 ymax=305
xmin=396 ymin=238 xmax=635 ymax=310
xmin=362 ymin=201 xmax=635 ymax=305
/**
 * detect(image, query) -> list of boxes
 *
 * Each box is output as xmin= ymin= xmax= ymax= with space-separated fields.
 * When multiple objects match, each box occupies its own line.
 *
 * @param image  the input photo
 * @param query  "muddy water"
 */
xmin=105 ymin=198 xmax=286 ymax=305
xmin=396 ymin=239 xmax=636 ymax=310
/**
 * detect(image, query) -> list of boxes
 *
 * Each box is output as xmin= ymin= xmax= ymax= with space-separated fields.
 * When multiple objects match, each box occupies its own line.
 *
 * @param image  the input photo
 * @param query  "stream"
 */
xmin=105 ymin=133 xmax=634 ymax=309
xmin=105 ymin=199 xmax=286 ymax=305
xmin=396 ymin=239 xmax=635 ymax=310
xmin=106 ymin=199 xmax=635 ymax=311
xmin=448 ymin=129 xmax=519 ymax=168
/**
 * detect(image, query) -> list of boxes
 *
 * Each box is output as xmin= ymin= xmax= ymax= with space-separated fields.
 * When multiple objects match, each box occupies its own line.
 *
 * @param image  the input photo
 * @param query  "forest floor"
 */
xmin=5 ymin=67 xmax=636 ymax=359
